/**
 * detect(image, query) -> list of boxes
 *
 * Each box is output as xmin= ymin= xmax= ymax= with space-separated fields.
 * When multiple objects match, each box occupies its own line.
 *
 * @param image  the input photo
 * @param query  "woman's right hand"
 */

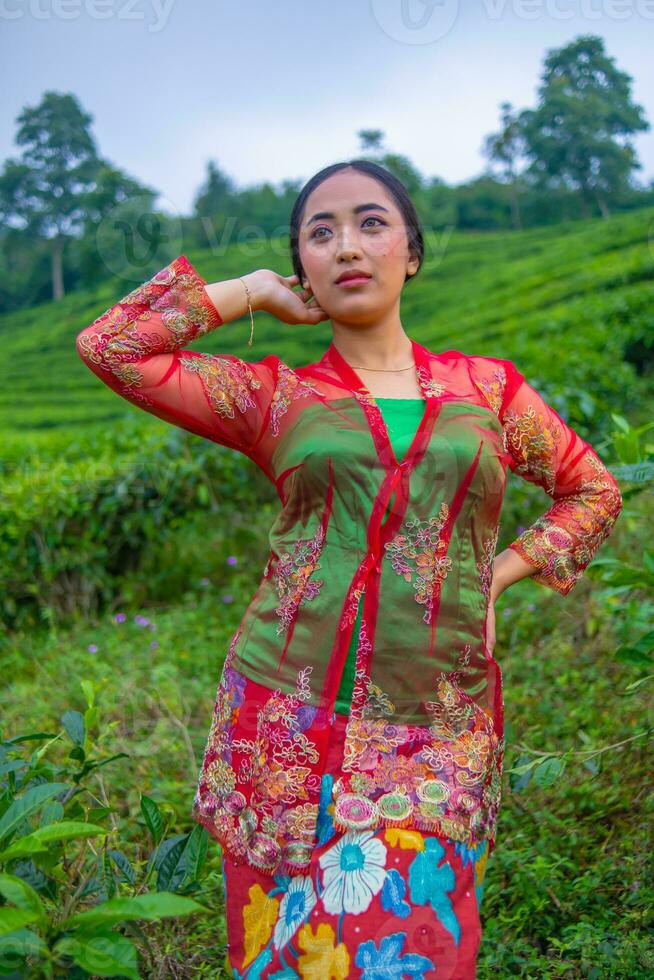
xmin=244 ymin=270 xmax=330 ymax=326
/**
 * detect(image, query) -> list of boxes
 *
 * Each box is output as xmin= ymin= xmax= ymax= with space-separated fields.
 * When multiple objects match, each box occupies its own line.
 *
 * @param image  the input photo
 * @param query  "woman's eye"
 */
xmin=310 ymin=216 xmax=386 ymax=240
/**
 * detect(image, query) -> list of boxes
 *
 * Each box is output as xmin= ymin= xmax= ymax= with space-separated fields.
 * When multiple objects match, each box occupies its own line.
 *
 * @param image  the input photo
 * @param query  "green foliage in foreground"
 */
xmin=1 ymin=503 xmax=652 ymax=976
xmin=0 ymin=699 xmax=216 ymax=978
xmin=1 ymin=422 xmax=652 ymax=977
xmin=0 ymin=419 xmax=276 ymax=631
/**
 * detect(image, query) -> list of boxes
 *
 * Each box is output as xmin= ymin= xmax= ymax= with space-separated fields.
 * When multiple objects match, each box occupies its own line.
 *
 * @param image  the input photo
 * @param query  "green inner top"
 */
xmin=334 ymin=398 xmax=426 ymax=714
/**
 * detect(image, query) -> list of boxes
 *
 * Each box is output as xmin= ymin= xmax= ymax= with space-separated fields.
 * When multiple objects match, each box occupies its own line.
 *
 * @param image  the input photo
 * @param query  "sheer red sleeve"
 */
xmin=75 ymin=255 xmax=276 ymax=462
xmin=499 ymin=358 xmax=623 ymax=596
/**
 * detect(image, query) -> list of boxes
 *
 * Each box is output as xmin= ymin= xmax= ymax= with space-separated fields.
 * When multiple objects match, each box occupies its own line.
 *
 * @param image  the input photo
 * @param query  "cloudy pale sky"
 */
xmin=2 ymin=0 xmax=652 ymax=215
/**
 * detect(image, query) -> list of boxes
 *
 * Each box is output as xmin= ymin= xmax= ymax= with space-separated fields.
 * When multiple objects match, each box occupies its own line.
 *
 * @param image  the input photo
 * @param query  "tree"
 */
xmin=193 ymin=160 xmax=236 ymax=218
xmin=358 ymin=129 xmax=385 ymax=155
xmin=0 ymin=91 xmax=155 ymax=300
xmin=482 ymin=101 xmax=526 ymax=230
xmin=356 ymin=130 xmax=425 ymax=197
xmin=0 ymin=92 xmax=99 ymax=300
xmin=518 ymin=35 xmax=649 ymax=219
xmin=73 ymin=162 xmax=160 ymax=290
xmin=378 ymin=154 xmax=425 ymax=197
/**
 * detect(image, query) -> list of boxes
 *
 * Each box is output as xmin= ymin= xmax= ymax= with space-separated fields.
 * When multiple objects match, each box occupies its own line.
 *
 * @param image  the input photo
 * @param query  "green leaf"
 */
xmin=0 ymin=783 xmax=70 ymax=845
xmin=624 ymin=674 xmax=654 ymax=692
xmin=156 ymin=836 xmax=189 ymax=892
xmin=0 ymin=927 xmax=48 ymax=966
xmin=80 ymin=680 xmax=96 ymax=708
xmin=107 ymin=850 xmax=136 ymax=886
xmin=0 ymin=821 xmax=109 ymax=862
xmin=101 ymin=850 xmax=117 ymax=901
xmin=55 ymin=929 xmax=140 ymax=980
xmin=140 ymin=795 xmax=164 ymax=845
xmin=0 ymin=908 xmax=40 ymax=938
xmin=534 ymin=757 xmax=564 ymax=788
xmin=611 ymin=460 xmax=654 ymax=483
xmin=181 ymin=824 xmax=208 ymax=885
xmin=39 ymin=800 xmax=64 ymax=827
xmin=505 ymin=757 xmax=542 ymax=776
xmin=60 ymin=891 xmax=207 ymax=930
xmin=61 ymin=710 xmax=85 ymax=748
xmin=614 ymin=646 xmax=653 ymax=668
xmin=610 ymin=413 xmax=630 ymax=434
xmin=0 ymin=874 xmax=46 ymax=925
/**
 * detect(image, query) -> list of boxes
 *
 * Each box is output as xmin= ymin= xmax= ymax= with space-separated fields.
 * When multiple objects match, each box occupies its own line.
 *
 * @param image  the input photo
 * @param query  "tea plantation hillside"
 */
xmin=1 ymin=205 xmax=652 ymax=454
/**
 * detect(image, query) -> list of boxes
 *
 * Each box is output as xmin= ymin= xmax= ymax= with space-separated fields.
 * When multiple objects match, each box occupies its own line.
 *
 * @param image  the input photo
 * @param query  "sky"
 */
xmin=1 ymin=0 xmax=653 ymax=216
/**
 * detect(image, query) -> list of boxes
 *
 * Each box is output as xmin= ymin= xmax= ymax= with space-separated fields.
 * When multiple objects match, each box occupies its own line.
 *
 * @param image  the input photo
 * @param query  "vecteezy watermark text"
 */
xmin=370 ymin=0 xmax=654 ymax=46
xmin=0 ymin=0 xmax=176 ymax=32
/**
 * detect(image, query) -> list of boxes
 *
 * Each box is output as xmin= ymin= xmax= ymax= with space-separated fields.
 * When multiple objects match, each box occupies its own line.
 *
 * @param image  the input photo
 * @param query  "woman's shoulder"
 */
xmin=429 ymin=346 xmax=511 ymax=366
xmin=428 ymin=348 xmax=521 ymax=415
xmin=428 ymin=346 xmax=517 ymax=379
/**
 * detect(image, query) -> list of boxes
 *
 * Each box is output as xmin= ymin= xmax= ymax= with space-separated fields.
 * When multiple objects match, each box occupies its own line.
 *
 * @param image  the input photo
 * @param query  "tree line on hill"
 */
xmin=0 ymin=33 xmax=651 ymax=313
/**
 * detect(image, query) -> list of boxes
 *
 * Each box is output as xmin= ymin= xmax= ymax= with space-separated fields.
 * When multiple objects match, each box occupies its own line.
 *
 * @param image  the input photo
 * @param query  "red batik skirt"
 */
xmin=220 ymin=711 xmax=492 ymax=979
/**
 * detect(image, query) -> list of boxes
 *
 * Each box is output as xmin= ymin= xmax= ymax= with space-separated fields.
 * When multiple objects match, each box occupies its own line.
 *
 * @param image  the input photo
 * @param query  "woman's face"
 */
xmin=297 ymin=169 xmax=419 ymax=325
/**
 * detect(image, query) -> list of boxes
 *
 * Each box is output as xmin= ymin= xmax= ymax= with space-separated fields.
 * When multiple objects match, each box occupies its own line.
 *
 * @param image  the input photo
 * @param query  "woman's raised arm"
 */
xmin=75 ymin=255 xmax=325 ymax=463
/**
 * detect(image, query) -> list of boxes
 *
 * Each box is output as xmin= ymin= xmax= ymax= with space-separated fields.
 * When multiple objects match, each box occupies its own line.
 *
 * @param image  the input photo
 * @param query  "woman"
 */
xmin=76 ymin=160 xmax=623 ymax=978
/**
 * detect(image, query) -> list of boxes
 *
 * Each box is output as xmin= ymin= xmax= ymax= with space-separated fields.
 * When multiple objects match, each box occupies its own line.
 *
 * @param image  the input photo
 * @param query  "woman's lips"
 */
xmin=336 ymin=275 xmax=372 ymax=287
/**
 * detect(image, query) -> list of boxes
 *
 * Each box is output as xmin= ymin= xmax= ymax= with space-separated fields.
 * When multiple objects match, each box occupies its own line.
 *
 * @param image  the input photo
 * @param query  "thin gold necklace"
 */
xmin=349 ymin=363 xmax=416 ymax=372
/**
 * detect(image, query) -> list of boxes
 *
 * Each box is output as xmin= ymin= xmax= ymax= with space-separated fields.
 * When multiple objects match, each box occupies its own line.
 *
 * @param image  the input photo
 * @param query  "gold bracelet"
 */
xmin=238 ymin=276 xmax=255 ymax=347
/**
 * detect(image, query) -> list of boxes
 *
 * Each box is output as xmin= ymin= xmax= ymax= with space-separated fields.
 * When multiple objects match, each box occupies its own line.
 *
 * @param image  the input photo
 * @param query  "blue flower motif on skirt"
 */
xmin=407 ymin=836 xmax=460 ymax=944
xmin=355 ymin=931 xmax=434 ymax=979
xmin=380 ymin=868 xmax=411 ymax=919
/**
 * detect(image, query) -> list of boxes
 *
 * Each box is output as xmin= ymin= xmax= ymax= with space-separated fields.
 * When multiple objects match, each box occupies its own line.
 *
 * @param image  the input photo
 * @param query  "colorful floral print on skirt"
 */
xmin=221 ymin=771 xmax=491 ymax=979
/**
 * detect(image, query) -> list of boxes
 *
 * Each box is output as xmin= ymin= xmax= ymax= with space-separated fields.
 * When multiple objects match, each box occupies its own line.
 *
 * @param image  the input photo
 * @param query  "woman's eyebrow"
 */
xmin=305 ymin=202 xmax=391 ymax=226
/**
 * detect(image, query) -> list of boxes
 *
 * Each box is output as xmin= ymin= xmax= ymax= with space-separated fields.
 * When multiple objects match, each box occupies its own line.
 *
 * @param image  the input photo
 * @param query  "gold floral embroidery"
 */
xmin=475 ymin=364 xmax=507 ymax=414
xmin=192 ymin=662 xmax=324 ymax=875
xmin=77 ymin=261 xmax=223 ymax=404
xmin=110 ymin=359 xmax=148 ymax=392
xmin=417 ymin=364 xmax=446 ymax=397
xmin=80 ymin=266 xmax=218 ymax=364
xmin=425 ymin=645 xmax=488 ymax=744
xmin=232 ymin=667 xmax=320 ymax=801
xmin=476 ymin=527 xmax=499 ymax=599
xmin=120 ymin=262 xmax=177 ymax=302
xmin=272 ymin=526 xmax=326 ymax=634
xmin=77 ymin=313 xmax=158 ymax=379
xmin=383 ymin=503 xmax=452 ymax=624
xmin=179 ymin=354 xmax=262 ymax=421
xmin=270 ymin=363 xmax=317 ymax=437
xmin=339 ymin=585 xmax=365 ymax=631
xmin=510 ymin=449 xmax=622 ymax=594
xmin=501 ymin=402 xmax=561 ymax=493
xmin=336 ymin=640 xmax=504 ymax=841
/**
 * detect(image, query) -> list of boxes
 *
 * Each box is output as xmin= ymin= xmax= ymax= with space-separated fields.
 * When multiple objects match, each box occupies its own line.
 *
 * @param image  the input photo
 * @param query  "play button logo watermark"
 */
xmin=370 ymin=0 xmax=460 ymax=44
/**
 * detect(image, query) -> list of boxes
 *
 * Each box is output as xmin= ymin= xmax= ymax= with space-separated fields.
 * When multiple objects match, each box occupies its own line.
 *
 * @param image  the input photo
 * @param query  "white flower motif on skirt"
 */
xmin=318 ymin=830 xmax=388 ymax=915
